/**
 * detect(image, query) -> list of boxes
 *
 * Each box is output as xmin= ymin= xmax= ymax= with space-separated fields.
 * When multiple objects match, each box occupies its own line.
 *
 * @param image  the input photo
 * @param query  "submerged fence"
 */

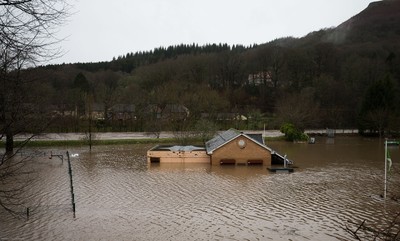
xmin=23 ymin=151 xmax=76 ymax=220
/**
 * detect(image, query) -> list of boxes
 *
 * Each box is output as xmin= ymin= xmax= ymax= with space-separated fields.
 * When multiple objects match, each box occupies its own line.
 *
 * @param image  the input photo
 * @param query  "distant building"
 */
xmin=109 ymin=104 xmax=136 ymax=121
xmin=247 ymin=71 xmax=273 ymax=87
xmin=91 ymin=103 xmax=105 ymax=120
xmin=215 ymin=113 xmax=247 ymax=121
xmin=161 ymin=104 xmax=189 ymax=120
xmin=144 ymin=104 xmax=162 ymax=119
xmin=143 ymin=104 xmax=189 ymax=121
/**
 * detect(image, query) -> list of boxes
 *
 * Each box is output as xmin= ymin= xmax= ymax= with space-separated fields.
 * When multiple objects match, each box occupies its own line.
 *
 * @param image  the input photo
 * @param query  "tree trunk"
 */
xmin=6 ymin=130 xmax=13 ymax=153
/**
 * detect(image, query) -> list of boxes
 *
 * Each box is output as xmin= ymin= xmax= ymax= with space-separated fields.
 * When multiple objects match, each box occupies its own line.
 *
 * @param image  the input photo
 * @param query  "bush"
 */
xmin=280 ymin=123 xmax=309 ymax=142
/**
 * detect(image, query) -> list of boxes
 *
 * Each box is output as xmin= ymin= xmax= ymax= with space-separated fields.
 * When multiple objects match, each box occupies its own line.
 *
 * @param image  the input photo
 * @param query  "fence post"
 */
xmin=66 ymin=151 xmax=76 ymax=218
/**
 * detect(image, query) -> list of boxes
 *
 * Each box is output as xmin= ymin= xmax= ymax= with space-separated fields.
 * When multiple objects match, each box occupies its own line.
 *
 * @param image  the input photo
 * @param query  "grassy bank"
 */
xmin=0 ymin=134 xmax=288 ymax=148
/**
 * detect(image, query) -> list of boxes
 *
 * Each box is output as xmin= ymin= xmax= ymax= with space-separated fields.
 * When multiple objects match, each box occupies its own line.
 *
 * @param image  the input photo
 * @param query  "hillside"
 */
xmin=327 ymin=0 xmax=400 ymax=44
xmin=30 ymin=1 xmax=400 ymax=135
xmin=56 ymin=0 xmax=400 ymax=73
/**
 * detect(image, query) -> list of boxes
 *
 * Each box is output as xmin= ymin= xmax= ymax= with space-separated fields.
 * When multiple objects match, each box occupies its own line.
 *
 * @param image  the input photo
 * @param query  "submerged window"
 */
xmin=220 ymin=159 xmax=236 ymax=165
xmin=247 ymin=159 xmax=263 ymax=165
xmin=150 ymin=157 xmax=160 ymax=163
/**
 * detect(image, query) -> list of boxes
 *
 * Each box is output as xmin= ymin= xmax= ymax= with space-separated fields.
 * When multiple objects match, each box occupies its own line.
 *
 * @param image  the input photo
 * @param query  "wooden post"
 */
xmin=50 ymin=151 xmax=64 ymax=164
xmin=66 ymin=151 xmax=76 ymax=218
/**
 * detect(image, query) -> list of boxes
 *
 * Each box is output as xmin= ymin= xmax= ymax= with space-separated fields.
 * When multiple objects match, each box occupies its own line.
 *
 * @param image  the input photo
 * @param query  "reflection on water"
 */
xmin=0 ymin=137 xmax=399 ymax=240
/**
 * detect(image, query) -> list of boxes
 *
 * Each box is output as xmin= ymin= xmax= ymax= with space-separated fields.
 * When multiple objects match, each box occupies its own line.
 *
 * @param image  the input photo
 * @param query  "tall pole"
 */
xmin=67 ymin=151 xmax=76 ymax=217
xmin=263 ymin=124 xmax=266 ymax=138
xmin=384 ymin=139 xmax=387 ymax=199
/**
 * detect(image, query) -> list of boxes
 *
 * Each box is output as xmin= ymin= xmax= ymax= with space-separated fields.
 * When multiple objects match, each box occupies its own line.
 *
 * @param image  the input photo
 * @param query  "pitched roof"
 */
xmin=205 ymin=129 xmax=269 ymax=154
xmin=247 ymin=134 xmax=264 ymax=145
xmin=205 ymin=129 xmax=239 ymax=154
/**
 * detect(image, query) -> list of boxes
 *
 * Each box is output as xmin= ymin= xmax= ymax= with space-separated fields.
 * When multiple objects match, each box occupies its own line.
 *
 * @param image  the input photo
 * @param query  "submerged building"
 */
xmin=147 ymin=129 xmax=290 ymax=166
xmin=205 ymin=129 xmax=271 ymax=165
xmin=147 ymin=145 xmax=209 ymax=163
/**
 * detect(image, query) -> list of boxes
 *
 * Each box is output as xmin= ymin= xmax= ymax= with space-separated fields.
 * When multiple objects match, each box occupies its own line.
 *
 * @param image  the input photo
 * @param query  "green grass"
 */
xmin=0 ymin=135 xmax=282 ymax=148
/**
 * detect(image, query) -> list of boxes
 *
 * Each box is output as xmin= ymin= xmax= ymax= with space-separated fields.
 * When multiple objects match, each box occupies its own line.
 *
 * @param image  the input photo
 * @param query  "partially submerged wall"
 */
xmin=210 ymin=136 xmax=271 ymax=166
xmin=147 ymin=146 xmax=210 ymax=163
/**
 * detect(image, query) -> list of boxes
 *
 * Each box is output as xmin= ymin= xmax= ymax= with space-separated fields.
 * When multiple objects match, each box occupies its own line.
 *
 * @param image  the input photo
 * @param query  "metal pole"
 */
xmin=284 ymin=154 xmax=287 ymax=168
xmin=66 ymin=151 xmax=76 ymax=217
xmin=384 ymin=139 xmax=387 ymax=199
xmin=263 ymin=124 xmax=266 ymax=138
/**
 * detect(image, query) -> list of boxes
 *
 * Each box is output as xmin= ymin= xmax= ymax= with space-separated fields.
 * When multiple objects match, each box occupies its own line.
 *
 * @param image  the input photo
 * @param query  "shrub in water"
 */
xmin=280 ymin=123 xmax=309 ymax=142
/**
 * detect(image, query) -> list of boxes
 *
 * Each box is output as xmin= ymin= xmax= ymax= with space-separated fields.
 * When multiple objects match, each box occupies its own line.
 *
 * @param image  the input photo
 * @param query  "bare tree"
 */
xmin=345 ymin=166 xmax=400 ymax=240
xmin=275 ymin=89 xmax=320 ymax=130
xmin=1 ymin=0 xmax=69 ymax=151
xmin=0 ymin=0 xmax=69 ymax=214
xmin=345 ymin=213 xmax=400 ymax=240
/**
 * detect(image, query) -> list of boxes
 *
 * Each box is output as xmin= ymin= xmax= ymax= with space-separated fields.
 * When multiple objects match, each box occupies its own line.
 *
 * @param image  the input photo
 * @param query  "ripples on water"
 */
xmin=0 ymin=137 xmax=399 ymax=240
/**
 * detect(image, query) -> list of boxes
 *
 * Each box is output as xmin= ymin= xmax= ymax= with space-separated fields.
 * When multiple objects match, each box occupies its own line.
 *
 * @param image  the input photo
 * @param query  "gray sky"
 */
xmin=53 ymin=0 xmax=374 ymax=64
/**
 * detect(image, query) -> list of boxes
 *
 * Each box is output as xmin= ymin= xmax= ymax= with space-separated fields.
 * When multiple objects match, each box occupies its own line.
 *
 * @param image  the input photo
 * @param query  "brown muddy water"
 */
xmin=1 ymin=136 xmax=399 ymax=240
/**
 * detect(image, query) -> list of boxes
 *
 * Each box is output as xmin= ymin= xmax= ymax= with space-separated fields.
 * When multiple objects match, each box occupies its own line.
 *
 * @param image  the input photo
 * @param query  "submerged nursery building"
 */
xmin=147 ymin=129 xmax=280 ymax=166
xmin=205 ymin=129 xmax=271 ymax=165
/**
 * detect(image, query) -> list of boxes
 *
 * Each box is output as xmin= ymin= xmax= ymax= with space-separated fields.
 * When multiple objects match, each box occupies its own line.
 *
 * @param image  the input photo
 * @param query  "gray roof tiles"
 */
xmin=205 ymin=129 xmax=267 ymax=154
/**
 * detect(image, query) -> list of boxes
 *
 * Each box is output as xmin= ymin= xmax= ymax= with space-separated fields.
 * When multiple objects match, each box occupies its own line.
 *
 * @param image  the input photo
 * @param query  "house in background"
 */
xmin=143 ymin=104 xmax=189 ymax=120
xmin=144 ymin=104 xmax=162 ymax=119
xmin=247 ymin=71 xmax=273 ymax=87
xmin=161 ymin=104 xmax=189 ymax=121
xmin=91 ymin=103 xmax=105 ymax=120
xmin=205 ymin=129 xmax=272 ymax=166
xmin=109 ymin=104 xmax=136 ymax=121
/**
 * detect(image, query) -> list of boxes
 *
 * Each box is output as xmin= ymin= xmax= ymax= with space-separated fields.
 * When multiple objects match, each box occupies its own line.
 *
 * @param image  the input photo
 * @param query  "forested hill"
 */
xmin=109 ymin=43 xmax=253 ymax=73
xmin=46 ymin=0 xmax=400 ymax=73
xmin=35 ymin=0 xmax=400 ymax=134
xmin=50 ymin=43 xmax=251 ymax=73
xmin=333 ymin=0 xmax=400 ymax=44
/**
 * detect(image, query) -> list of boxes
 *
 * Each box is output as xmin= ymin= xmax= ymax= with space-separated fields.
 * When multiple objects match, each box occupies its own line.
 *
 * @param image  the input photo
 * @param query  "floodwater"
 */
xmin=0 ymin=136 xmax=399 ymax=240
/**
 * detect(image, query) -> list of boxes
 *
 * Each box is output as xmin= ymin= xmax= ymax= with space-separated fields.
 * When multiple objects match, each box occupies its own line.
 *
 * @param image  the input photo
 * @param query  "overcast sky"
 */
xmin=53 ymin=0 xmax=375 ymax=64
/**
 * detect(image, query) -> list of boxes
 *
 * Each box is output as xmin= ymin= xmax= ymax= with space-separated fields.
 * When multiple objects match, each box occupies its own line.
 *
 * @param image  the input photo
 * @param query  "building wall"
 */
xmin=147 ymin=150 xmax=210 ymax=163
xmin=210 ymin=136 xmax=271 ymax=165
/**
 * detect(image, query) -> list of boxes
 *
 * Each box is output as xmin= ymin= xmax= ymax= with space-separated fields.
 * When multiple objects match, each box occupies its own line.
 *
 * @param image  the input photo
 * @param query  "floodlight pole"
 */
xmin=384 ymin=139 xmax=387 ymax=199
